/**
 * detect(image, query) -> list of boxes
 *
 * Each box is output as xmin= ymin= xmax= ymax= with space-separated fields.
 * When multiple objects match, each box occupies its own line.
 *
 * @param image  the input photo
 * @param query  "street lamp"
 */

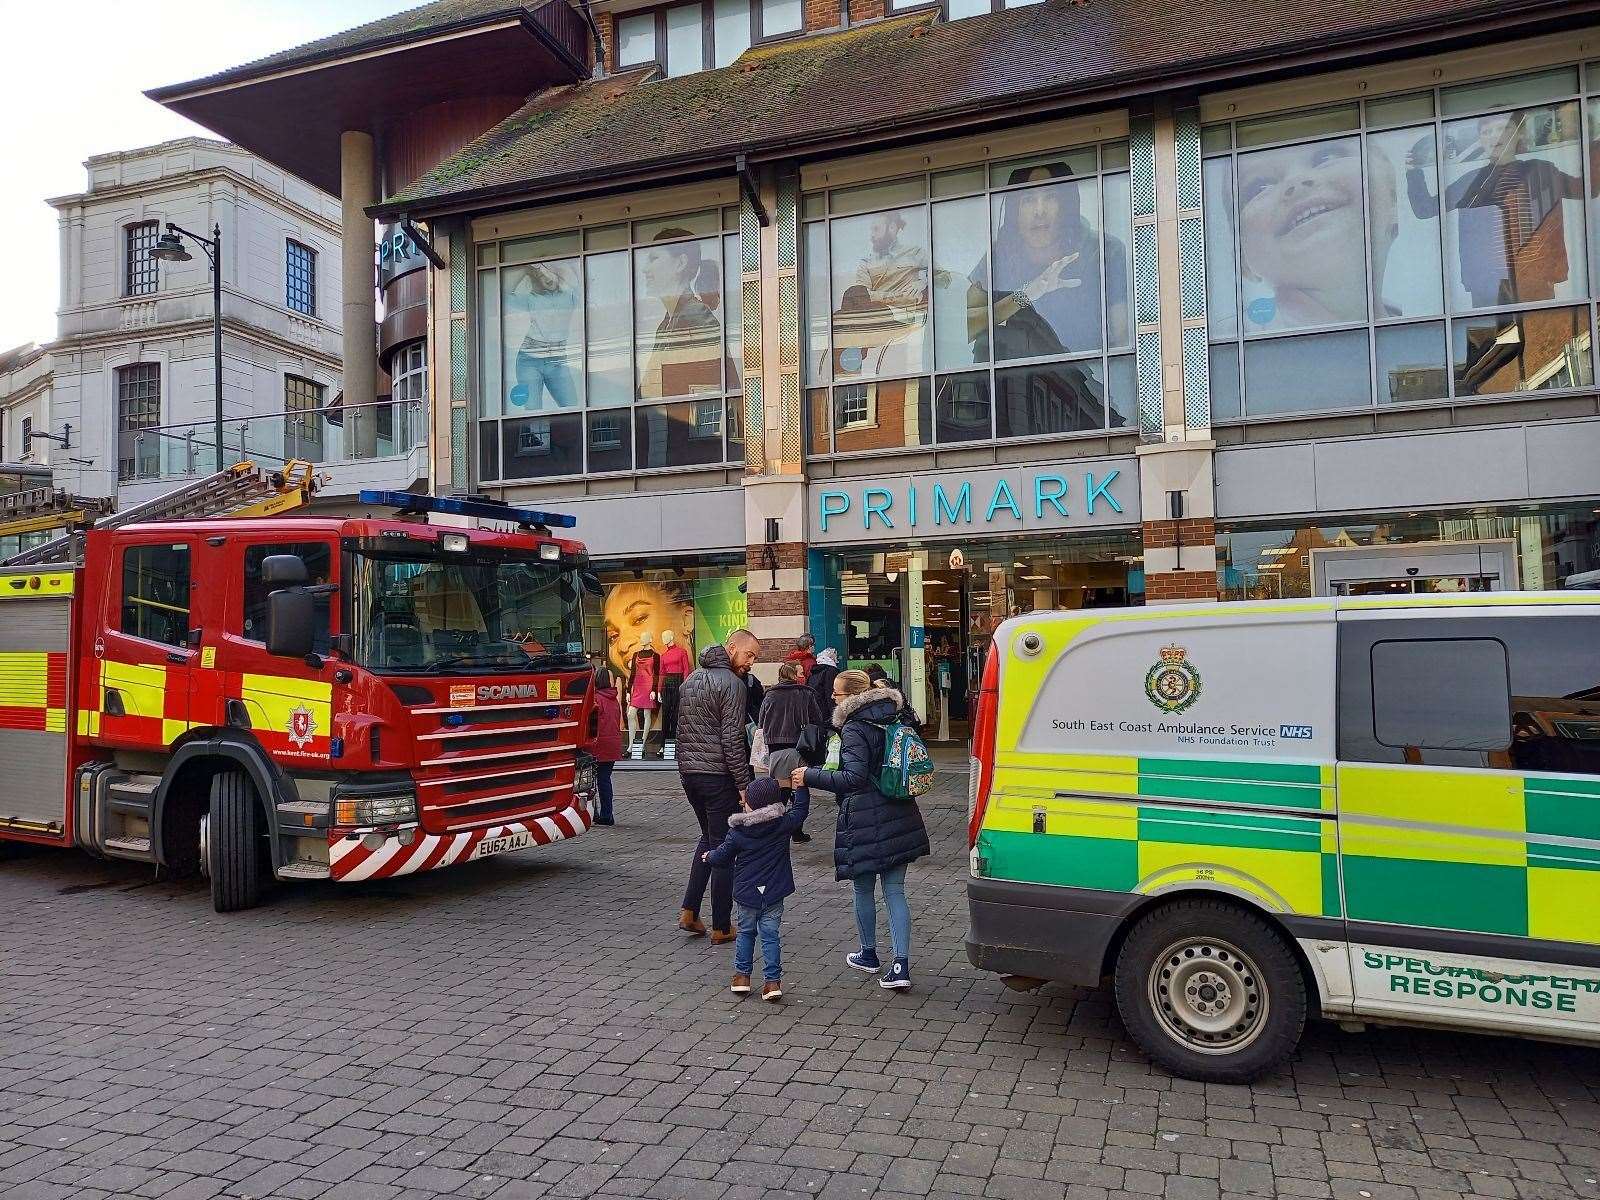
xmin=151 ymin=222 xmax=224 ymax=470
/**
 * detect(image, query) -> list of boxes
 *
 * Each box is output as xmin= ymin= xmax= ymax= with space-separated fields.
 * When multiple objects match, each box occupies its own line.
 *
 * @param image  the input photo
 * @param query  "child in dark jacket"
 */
xmin=702 ymin=775 xmax=810 ymax=1000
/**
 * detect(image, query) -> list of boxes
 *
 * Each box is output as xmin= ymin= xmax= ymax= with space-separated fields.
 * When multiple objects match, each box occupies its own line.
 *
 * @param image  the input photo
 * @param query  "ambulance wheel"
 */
xmin=1114 ymin=899 xmax=1305 ymax=1083
xmin=209 ymin=770 xmax=265 ymax=913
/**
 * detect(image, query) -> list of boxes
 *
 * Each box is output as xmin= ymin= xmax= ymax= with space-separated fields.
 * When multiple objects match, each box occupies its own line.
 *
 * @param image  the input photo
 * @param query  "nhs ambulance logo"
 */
xmin=287 ymin=705 xmax=318 ymax=749
xmin=1145 ymin=644 xmax=1202 ymax=715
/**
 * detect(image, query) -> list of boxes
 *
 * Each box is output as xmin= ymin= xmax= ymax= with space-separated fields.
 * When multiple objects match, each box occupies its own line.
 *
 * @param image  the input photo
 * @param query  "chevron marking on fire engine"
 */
xmin=327 ymin=800 xmax=593 ymax=882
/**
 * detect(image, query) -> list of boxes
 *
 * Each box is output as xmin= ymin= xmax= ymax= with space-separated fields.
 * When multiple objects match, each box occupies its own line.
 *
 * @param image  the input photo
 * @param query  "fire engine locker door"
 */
xmin=0 ymin=572 xmax=73 ymax=838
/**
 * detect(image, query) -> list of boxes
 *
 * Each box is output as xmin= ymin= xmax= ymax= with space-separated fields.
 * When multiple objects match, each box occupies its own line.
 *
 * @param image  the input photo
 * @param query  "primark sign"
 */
xmin=812 ymin=458 xmax=1140 ymax=546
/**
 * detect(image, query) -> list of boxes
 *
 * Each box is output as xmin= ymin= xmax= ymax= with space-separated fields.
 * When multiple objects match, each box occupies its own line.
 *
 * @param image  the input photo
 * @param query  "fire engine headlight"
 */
xmin=574 ymin=757 xmax=597 ymax=800
xmin=539 ymin=542 xmax=562 ymax=562
xmin=441 ymin=532 xmax=471 ymax=553
xmin=335 ymin=791 xmax=417 ymax=827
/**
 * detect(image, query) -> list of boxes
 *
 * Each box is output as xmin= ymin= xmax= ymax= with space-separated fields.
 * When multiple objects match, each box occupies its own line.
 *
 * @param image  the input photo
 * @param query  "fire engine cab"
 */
xmin=0 ymin=466 xmax=602 ymax=911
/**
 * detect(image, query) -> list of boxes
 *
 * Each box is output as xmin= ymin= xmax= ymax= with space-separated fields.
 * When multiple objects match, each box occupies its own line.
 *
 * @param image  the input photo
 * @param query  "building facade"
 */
xmin=41 ymin=138 xmax=426 ymax=513
xmin=155 ymin=0 xmax=1600 ymax=753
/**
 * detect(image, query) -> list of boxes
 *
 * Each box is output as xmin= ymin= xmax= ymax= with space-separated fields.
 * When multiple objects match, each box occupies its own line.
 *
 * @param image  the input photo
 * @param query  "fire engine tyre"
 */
xmin=1113 ymin=899 xmax=1306 ymax=1084
xmin=209 ymin=771 xmax=265 ymax=913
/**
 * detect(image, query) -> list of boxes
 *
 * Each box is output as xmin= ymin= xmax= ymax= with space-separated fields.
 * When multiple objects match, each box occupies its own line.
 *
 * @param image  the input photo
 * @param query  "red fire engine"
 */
xmin=0 ymin=465 xmax=601 ymax=911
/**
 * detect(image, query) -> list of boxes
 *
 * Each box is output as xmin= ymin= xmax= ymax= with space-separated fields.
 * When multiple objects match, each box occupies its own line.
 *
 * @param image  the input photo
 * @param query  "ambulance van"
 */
xmin=964 ymin=593 xmax=1600 ymax=1081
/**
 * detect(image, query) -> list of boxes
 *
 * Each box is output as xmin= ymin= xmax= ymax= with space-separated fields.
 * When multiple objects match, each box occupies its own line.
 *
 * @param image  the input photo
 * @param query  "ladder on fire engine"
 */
xmin=2 ymin=460 xmax=323 ymax=567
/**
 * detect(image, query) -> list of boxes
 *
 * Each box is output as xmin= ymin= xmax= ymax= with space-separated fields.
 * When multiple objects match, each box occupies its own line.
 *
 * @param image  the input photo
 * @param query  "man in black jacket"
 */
xmin=676 ymin=629 xmax=760 ymax=943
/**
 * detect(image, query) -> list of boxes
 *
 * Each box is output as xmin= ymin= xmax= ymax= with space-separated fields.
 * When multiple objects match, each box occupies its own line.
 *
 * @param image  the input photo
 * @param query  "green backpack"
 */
xmin=877 ymin=720 xmax=935 ymax=800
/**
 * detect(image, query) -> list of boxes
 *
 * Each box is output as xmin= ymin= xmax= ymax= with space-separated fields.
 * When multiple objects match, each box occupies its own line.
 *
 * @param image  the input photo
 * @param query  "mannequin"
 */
xmin=627 ymin=631 xmax=661 ymax=754
xmin=658 ymin=628 xmax=691 ymax=742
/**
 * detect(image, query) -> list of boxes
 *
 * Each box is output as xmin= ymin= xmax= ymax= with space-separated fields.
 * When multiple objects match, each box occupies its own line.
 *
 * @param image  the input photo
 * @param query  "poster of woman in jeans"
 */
xmin=503 ymin=261 xmax=580 ymax=409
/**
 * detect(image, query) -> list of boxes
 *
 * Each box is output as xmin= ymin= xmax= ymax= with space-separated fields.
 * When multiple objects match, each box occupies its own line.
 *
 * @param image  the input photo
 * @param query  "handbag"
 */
xmin=749 ymin=727 xmax=770 ymax=772
xmin=796 ymin=721 xmax=831 ymax=766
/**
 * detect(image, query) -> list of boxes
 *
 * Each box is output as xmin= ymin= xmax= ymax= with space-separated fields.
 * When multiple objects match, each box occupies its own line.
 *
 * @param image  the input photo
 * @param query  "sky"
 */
xmin=0 ymin=0 xmax=407 ymax=351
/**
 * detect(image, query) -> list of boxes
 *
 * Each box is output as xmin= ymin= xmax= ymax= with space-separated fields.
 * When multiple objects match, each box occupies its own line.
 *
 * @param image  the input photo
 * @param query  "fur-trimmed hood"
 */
xmin=728 ymin=800 xmax=788 ymax=829
xmin=833 ymin=687 xmax=903 ymax=728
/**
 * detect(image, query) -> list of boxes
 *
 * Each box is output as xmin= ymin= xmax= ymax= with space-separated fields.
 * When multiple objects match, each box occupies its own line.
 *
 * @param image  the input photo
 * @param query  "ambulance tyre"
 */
xmin=1114 ymin=899 xmax=1305 ymax=1083
xmin=209 ymin=770 xmax=265 ymax=913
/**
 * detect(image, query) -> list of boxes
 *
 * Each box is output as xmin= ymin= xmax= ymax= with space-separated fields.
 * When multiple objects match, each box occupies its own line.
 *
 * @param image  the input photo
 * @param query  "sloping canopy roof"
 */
xmin=147 ymin=0 xmax=588 ymax=195
xmin=382 ymin=0 xmax=1593 ymax=215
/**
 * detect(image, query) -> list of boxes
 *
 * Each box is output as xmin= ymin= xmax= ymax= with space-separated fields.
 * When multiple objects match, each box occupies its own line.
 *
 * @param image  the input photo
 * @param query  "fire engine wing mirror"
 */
xmin=267 ymin=588 xmax=316 ymax=660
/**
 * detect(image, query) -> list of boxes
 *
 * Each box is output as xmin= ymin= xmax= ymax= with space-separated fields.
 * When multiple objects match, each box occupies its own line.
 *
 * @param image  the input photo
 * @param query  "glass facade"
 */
xmin=1205 ymin=66 xmax=1600 ymax=421
xmin=475 ymin=208 xmax=743 ymax=481
xmin=803 ymin=141 xmax=1134 ymax=454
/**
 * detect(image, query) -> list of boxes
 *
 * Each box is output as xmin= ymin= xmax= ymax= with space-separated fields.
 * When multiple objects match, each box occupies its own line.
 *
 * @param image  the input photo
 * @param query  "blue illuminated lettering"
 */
xmin=908 ymin=483 xmax=918 ymax=527
xmin=1034 ymin=474 xmax=1069 ymax=519
xmin=863 ymin=488 xmax=894 ymax=530
xmin=985 ymin=479 xmax=1023 ymax=522
xmin=933 ymin=482 xmax=971 ymax=525
xmin=819 ymin=490 xmax=851 ymax=532
xmin=1085 ymin=469 xmax=1123 ymax=515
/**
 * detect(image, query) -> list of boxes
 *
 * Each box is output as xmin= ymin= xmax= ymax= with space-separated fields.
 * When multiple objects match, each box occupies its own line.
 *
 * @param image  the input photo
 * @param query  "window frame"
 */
xmin=1201 ymin=61 xmax=1600 ymax=427
xmin=240 ymin=539 xmax=337 ymax=648
xmin=286 ymin=239 xmax=318 ymax=316
xmin=801 ymin=138 xmax=1135 ymax=459
xmin=125 ymin=221 xmax=160 ymax=298
xmin=116 ymin=363 xmax=162 ymax=483
xmin=18 ymin=416 xmax=31 ymax=461
xmin=614 ymin=0 xmax=800 ymax=76
xmin=473 ymin=207 xmax=744 ymax=483
xmin=284 ymin=374 xmax=327 ymax=461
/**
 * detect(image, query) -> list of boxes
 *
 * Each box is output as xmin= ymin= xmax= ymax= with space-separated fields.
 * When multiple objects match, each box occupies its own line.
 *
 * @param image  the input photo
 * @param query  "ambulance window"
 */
xmin=1371 ymin=638 xmax=1510 ymax=754
xmin=242 ymin=542 xmax=332 ymax=651
xmin=1501 ymin=615 xmax=1600 ymax=777
xmin=122 ymin=544 xmax=191 ymax=647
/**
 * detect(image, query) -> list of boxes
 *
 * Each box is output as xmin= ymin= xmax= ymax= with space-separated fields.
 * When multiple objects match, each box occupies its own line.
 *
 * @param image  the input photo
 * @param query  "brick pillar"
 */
xmin=1137 ymin=441 xmax=1219 ymax=605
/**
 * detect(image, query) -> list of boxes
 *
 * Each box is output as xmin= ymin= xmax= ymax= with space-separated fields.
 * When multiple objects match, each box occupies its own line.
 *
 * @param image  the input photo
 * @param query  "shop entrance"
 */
xmin=829 ymin=535 xmax=1142 ymax=742
xmin=1311 ymin=540 xmax=1519 ymax=596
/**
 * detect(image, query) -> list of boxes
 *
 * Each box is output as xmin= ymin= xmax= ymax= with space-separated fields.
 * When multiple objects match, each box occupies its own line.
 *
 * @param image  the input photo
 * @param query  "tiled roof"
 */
xmin=149 ymin=0 xmax=555 ymax=96
xmin=384 ymin=0 xmax=1575 ymax=214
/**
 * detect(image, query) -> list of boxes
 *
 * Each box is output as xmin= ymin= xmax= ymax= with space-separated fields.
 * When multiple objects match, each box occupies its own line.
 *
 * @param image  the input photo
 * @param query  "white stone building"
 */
xmin=0 ymin=344 xmax=52 ymax=468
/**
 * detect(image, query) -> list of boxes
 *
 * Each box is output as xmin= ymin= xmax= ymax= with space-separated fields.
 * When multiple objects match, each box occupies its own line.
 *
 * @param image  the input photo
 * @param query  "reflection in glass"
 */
xmin=724 ymin=233 xmax=742 ymax=390
xmin=933 ymin=372 xmax=991 ymax=443
xmin=806 ymin=387 xmax=830 ymax=455
xmin=981 ymin=170 xmax=1110 ymax=358
xmin=830 ymin=205 xmax=930 ymax=379
xmin=1103 ymin=173 xmax=1132 ymax=349
xmin=726 ymin=395 xmax=744 ymax=464
xmin=832 ymin=379 xmax=931 ymax=453
xmin=1452 ymin=306 xmax=1594 ymax=395
xmin=1366 ymin=91 xmax=1435 ymax=127
xmin=587 ymin=410 xmax=631 ymax=473
xmin=1434 ymin=103 xmax=1587 ymax=311
xmin=665 ymin=3 xmax=703 ymax=76
xmin=1107 ymin=353 xmax=1135 ymax=428
xmin=1203 ymin=157 xmax=1238 ymax=341
xmin=989 ymin=147 xmax=1097 ymax=189
xmin=635 ymin=234 xmax=724 ymax=400
xmin=993 ymin=359 xmax=1107 ymax=438
xmin=1244 ymin=329 xmax=1369 ymax=415
xmin=478 ymin=424 xmax=498 ymax=481
xmin=502 ymin=260 xmax=581 ymax=412
xmin=1439 ymin=67 xmax=1578 ymax=118
xmin=1236 ymin=104 xmax=1359 ymax=149
xmin=478 ymin=270 xmax=501 ymax=417
xmin=804 ymin=222 xmax=831 ymax=384
xmin=501 ymin=413 xmax=582 ymax=480
xmin=585 ymin=252 xmax=631 ymax=407
xmin=1210 ymin=343 xmax=1241 ymax=421
xmin=1376 ymin=322 xmax=1449 ymax=403
xmin=714 ymin=0 xmax=751 ymax=66
xmin=932 ymin=196 xmax=988 ymax=369
xmin=1368 ymin=126 xmax=1443 ymax=317
xmin=636 ymin=400 xmax=727 ymax=469
xmin=1238 ymin=137 xmax=1368 ymax=334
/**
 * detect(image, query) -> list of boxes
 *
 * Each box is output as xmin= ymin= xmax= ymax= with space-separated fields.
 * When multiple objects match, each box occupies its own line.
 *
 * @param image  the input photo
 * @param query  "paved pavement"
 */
xmin=2 ymin=770 xmax=1599 ymax=1200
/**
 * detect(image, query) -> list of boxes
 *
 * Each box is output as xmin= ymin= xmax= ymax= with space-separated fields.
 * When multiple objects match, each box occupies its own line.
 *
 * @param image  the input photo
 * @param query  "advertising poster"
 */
xmin=692 ymin=575 xmax=748 ymax=650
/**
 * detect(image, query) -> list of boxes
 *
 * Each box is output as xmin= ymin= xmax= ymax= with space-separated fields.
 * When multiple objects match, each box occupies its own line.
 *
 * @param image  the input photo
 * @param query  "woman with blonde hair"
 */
xmin=791 ymin=669 xmax=930 ymax=990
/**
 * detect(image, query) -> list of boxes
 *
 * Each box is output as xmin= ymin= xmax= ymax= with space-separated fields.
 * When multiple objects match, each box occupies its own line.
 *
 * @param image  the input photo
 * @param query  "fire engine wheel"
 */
xmin=209 ymin=770 xmax=266 ymax=913
xmin=1113 ymin=898 xmax=1305 ymax=1084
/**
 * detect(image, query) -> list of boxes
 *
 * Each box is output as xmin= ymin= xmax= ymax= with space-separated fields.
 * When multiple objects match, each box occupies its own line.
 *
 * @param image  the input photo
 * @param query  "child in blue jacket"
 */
xmin=702 ymin=774 xmax=810 ymax=1000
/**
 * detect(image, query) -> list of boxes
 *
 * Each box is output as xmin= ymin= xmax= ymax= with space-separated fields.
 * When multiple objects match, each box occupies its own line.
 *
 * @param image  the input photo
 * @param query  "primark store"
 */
xmin=154 ymin=0 xmax=1600 ymax=738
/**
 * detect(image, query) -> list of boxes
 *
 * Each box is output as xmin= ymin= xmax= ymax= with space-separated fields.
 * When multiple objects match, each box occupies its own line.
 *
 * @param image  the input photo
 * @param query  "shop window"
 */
xmin=1203 ymin=67 xmax=1599 ymax=416
xmin=933 ymin=373 xmax=992 ymax=443
xmin=1243 ymin=330 xmax=1369 ymax=417
xmin=803 ymin=137 xmax=1131 ymax=456
xmin=832 ymin=378 xmax=931 ymax=454
xmin=636 ymin=399 xmax=728 ymax=469
xmin=476 ymin=212 xmax=740 ymax=480
xmin=121 ymin=544 xmax=190 ymax=647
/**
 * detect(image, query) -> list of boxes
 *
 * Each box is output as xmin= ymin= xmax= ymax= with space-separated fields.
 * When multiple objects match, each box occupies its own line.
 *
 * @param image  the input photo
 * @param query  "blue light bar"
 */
xmin=358 ymin=490 xmax=577 ymax=529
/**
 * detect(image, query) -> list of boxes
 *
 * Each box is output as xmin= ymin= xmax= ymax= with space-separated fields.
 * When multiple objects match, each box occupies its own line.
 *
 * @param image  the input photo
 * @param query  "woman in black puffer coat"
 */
xmin=793 ymin=669 xmax=930 ymax=990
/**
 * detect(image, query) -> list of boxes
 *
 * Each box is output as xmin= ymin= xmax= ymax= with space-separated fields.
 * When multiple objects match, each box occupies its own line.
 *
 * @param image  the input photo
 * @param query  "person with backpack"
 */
xmin=791 ymin=669 xmax=932 ymax=991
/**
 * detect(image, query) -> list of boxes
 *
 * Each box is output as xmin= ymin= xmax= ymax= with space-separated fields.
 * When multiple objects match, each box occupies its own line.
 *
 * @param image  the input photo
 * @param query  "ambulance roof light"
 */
xmin=358 ymin=490 xmax=577 ymax=530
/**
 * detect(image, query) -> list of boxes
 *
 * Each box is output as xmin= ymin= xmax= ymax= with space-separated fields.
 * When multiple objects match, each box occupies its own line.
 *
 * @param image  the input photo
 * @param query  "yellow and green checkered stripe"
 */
xmin=979 ymin=755 xmax=1340 ymax=918
xmin=1339 ymin=768 xmax=1600 ymax=946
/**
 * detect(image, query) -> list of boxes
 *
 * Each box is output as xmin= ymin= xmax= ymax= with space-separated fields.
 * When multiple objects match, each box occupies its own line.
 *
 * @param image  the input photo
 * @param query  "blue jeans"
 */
xmin=735 ymin=900 xmax=784 ymax=982
xmin=512 ymin=350 xmax=578 ymax=409
xmin=853 ymin=864 xmax=911 ymax=961
xmin=595 ymin=762 xmax=614 ymax=822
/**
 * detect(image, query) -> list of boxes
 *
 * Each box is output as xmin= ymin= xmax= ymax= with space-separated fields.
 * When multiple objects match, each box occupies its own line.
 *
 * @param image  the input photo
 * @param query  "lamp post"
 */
xmin=151 ymin=223 xmax=223 ymax=470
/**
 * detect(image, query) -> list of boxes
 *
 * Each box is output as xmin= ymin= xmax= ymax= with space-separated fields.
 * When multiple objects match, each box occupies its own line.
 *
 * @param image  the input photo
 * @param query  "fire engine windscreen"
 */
xmin=349 ymin=542 xmax=599 ymax=673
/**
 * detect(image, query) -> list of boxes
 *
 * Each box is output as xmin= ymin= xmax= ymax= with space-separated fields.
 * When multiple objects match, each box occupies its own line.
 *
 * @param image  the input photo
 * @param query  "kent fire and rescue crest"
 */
xmin=1145 ymin=644 xmax=1202 ymax=714
xmin=287 ymin=705 xmax=318 ymax=749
